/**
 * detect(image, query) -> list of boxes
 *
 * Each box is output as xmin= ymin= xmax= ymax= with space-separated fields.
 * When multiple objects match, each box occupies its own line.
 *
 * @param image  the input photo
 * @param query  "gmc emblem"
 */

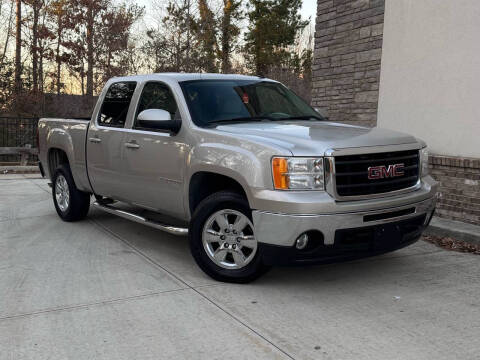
xmin=368 ymin=164 xmax=405 ymax=180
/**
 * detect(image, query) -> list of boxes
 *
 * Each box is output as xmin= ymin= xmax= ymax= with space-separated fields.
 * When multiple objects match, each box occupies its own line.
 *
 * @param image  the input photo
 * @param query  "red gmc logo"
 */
xmin=368 ymin=164 xmax=405 ymax=180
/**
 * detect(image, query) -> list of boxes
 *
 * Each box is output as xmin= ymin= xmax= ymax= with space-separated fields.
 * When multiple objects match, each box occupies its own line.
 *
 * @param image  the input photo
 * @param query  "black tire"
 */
xmin=189 ymin=191 xmax=270 ymax=283
xmin=52 ymin=164 xmax=90 ymax=222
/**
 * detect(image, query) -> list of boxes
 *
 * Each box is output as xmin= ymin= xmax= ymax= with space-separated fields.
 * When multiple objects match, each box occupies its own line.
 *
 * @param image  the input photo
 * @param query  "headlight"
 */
xmin=420 ymin=147 xmax=429 ymax=176
xmin=272 ymin=157 xmax=324 ymax=190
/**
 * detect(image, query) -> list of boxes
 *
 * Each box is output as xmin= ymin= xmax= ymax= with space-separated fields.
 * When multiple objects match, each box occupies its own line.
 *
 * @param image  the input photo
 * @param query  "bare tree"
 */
xmin=0 ymin=0 xmax=314 ymax=114
xmin=24 ymin=0 xmax=44 ymax=93
xmin=97 ymin=3 xmax=144 ymax=82
xmin=63 ymin=0 xmax=142 ymax=96
xmin=144 ymin=0 xmax=199 ymax=73
xmin=185 ymin=0 xmax=191 ymax=71
xmin=15 ymin=0 xmax=22 ymax=94
xmin=0 ymin=0 xmax=14 ymax=68
xmin=85 ymin=0 xmax=95 ymax=96
xmin=49 ymin=0 xmax=68 ymax=94
xmin=219 ymin=0 xmax=242 ymax=73
xmin=197 ymin=0 xmax=217 ymax=72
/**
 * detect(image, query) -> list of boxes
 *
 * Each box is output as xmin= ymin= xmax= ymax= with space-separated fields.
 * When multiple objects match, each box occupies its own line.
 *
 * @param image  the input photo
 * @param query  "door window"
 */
xmin=98 ymin=82 xmax=137 ymax=128
xmin=134 ymin=82 xmax=181 ymax=130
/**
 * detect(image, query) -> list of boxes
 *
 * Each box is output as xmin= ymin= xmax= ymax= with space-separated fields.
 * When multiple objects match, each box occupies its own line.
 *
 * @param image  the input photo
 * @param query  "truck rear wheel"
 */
xmin=52 ymin=164 xmax=90 ymax=222
xmin=189 ymin=191 xmax=270 ymax=283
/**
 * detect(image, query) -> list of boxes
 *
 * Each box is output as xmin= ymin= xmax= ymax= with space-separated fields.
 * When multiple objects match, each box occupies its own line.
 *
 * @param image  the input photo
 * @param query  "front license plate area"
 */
xmin=373 ymin=223 xmax=402 ymax=250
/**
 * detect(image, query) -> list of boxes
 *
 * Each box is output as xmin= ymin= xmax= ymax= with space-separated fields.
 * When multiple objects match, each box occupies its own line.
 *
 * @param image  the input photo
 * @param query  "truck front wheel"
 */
xmin=189 ymin=191 xmax=270 ymax=283
xmin=52 ymin=164 xmax=90 ymax=222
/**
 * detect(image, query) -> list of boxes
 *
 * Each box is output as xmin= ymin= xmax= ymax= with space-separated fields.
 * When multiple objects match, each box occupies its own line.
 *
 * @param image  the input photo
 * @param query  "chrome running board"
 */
xmin=93 ymin=201 xmax=188 ymax=236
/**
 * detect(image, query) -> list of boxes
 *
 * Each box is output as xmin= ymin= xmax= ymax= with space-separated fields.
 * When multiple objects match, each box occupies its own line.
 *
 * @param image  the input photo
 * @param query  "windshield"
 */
xmin=179 ymin=80 xmax=323 ymax=127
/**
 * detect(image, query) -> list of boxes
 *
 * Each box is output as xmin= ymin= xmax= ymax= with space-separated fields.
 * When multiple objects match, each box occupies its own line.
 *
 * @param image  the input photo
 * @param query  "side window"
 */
xmin=98 ymin=82 xmax=137 ymax=128
xmin=134 ymin=82 xmax=180 ymax=130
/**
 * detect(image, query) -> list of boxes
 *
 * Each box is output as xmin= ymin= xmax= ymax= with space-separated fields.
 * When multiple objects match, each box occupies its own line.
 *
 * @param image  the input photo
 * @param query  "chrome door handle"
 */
xmin=125 ymin=142 xmax=140 ymax=149
xmin=89 ymin=137 xmax=101 ymax=143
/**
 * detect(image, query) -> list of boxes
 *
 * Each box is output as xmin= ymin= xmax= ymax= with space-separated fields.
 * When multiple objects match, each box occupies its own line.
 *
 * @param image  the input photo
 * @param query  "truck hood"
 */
xmin=214 ymin=121 xmax=419 ymax=156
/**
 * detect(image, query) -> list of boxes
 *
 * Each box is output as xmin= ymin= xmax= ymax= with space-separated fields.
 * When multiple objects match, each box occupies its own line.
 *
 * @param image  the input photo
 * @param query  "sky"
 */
xmin=301 ymin=0 xmax=317 ymax=23
xmin=136 ymin=0 xmax=317 ymax=26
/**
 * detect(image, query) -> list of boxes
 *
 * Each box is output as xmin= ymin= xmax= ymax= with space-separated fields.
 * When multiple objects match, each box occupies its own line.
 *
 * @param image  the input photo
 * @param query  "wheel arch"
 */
xmin=188 ymin=171 xmax=251 ymax=217
xmin=48 ymin=148 xmax=70 ymax=179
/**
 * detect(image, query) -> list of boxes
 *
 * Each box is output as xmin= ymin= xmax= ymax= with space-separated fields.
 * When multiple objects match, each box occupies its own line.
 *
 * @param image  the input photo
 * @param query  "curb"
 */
xmin=0 ymin=166 xmax=40 ymax=174
xmin=425 ymin=216 xmax=480 ymax=247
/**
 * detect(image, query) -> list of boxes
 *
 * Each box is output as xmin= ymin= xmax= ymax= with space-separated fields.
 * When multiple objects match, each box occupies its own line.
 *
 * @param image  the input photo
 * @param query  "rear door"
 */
xmin=120 ymin=81 xmax=186 ymax=218
xmin=86 ymin=81 xmax=137 ymax=200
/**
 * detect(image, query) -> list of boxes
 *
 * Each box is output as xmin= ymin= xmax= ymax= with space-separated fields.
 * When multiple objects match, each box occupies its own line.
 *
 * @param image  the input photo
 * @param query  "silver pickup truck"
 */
xmin=38 ymin=73 xmax=438 ymax=283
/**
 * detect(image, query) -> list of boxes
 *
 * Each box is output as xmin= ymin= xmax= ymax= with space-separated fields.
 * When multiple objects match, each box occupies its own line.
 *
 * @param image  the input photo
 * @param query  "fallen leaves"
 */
xmin=422 ymin=235 xmax=480 ymax=255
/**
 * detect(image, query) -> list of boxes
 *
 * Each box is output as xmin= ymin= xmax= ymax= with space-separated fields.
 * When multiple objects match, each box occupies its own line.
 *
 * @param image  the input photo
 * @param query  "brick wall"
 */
xmin=430 ymin=155 xmax=480 ymax=226
xmin=312 ymin=0 xmax=385 ymax=127
xmin=312 ymin=0 xmax=480 ymax=226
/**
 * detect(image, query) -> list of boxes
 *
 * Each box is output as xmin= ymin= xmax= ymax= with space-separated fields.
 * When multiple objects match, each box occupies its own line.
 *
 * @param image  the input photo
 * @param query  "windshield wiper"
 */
xmin=207 ymin=116 xmax=275 ymax=127
xmin=281 ymin=115 xmax=325 ymax=121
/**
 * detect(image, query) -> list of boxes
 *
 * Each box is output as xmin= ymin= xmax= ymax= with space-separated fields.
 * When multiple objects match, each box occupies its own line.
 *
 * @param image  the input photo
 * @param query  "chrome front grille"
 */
xmin=327 ymin=149 xmax=420 ymax=199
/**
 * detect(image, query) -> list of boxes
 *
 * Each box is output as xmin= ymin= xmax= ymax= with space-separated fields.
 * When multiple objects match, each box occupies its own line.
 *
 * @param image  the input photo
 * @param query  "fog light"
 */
xmin=296 ymin=234 xmax=309 ymax=250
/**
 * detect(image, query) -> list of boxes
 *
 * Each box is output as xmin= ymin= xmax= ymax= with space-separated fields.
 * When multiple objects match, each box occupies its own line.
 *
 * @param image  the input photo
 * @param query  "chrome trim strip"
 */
xmin=93 ymin=202 xmax=188 ymax=236
xmin=324 ymin=143 xmax=423 ymax=157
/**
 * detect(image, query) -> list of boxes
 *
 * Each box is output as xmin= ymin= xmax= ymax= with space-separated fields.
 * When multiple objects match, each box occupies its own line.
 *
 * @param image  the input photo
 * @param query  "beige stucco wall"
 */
xmin=377 ymin=0 xmax=480 ymax=158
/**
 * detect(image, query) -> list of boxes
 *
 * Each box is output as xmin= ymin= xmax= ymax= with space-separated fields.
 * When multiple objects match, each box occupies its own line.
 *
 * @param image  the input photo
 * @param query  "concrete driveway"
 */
xmin=1 ymin=175 xmax=479 ymax=360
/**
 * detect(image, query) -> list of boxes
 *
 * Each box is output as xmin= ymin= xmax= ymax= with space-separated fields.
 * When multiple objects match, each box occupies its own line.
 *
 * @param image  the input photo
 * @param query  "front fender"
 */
xmin=185 ymin=142 xmax=269 ymax=213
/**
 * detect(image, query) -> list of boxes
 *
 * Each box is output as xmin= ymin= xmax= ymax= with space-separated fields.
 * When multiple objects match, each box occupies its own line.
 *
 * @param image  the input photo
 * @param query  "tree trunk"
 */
xmin=32 ymin=0 xmax=39 ymax=93
xmin=38 ymin=3 xmax=47 ymax=95
xmin=14 ymin=0 xmax=22 ymax=94
xmin=56 ymin=11 xmax=62 ymax=95
xmin=0 ymin=0 xmax=14 ymax=68
xmin=198 ymin=0 xmax=217 ymax=73
xmin=255 ymin=27 xmax=266 ymax=75
xmin=255 ymin=41 xmax=263 ymax=75
xmin=106 ymin=49 xmax=111 ymax=80
xmin=185 ymin=0 xmax=191 ymax=72
xmin=39 ymin=49 xmax=44 ymax=93
xmin=86 ymin=4 xmax=94 ymax=96
xmin=221 ymin=0 xmax=231 ymax=74
xmin=81 ymin=66 xmax=85 ymax=96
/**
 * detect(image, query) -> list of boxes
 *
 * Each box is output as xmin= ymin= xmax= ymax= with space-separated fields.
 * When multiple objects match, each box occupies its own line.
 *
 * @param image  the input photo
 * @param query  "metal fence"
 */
xmin=0 ymin=117 xmax=39 ymax=164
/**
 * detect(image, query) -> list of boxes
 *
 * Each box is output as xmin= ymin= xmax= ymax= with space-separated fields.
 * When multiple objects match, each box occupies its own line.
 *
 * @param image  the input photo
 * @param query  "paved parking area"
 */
xmin=1 ymin=175 xmax=479 ymax=360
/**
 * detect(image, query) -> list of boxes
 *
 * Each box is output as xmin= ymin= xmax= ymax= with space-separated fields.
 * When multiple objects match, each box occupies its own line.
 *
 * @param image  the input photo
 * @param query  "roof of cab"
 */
xmin=109 ymin=73 xmax=269 ymax=83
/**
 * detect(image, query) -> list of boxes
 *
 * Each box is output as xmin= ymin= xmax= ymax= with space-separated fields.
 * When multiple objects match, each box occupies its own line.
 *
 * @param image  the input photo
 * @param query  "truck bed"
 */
xmin=38 ymin=117 xmax=92 ymax=192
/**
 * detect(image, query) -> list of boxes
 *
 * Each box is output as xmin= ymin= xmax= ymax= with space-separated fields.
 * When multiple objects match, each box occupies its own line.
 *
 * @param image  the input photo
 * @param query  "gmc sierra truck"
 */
xmin=38 ymin=73 xmax=438 ymax=283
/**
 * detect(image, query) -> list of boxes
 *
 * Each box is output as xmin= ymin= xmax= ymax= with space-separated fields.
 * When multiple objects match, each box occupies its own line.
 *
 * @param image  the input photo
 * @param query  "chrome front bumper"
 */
xmin=253 ymin=195 xmax=437 ymax=247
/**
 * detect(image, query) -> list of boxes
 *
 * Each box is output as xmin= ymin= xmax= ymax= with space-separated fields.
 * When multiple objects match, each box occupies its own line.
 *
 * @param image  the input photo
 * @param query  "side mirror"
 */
xmin=314 ymin=107 xmax=329 ymax=121
xmin=137 ymin=109 xmax=181 ymax=134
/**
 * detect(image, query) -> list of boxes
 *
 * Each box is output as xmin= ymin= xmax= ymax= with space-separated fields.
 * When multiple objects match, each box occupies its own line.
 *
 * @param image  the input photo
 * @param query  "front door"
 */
xmin=121 ymin=81 xmax=187 ymax=218
xmin=87 ymin=81 xmax=137 ymax=200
